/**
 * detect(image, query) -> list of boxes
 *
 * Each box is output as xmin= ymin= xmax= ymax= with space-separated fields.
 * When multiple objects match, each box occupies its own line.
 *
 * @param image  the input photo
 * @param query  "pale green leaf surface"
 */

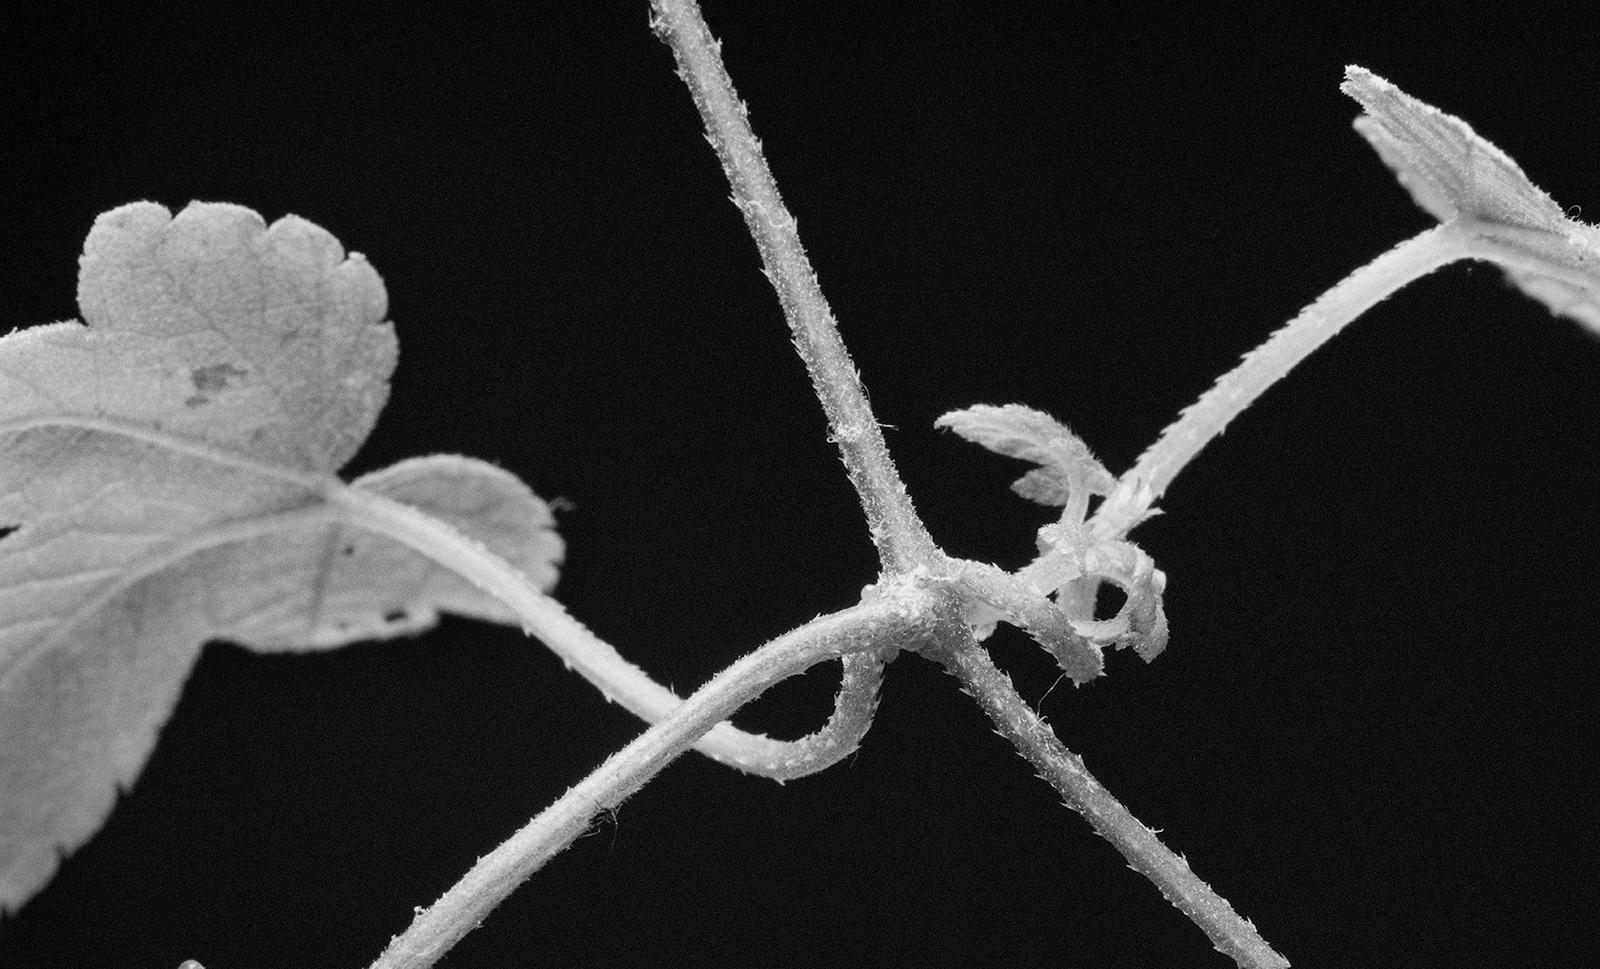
xmin=0 ymin=203 xmax=562 ymax=912
xmin=1344 ymin=65 xmax=1600 ymax=334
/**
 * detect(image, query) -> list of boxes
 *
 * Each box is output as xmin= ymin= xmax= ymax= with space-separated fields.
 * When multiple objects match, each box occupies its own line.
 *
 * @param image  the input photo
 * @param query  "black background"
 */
xmin=2 ymin=3 xmax=1597 ymax=968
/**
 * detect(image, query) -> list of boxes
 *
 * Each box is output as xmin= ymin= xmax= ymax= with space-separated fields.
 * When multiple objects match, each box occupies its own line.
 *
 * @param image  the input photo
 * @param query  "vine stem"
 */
xmin=368 ymin=588 xmax=937 ymax=969
xmin=650 ymin=0 xmax=938 ymax=573
xmin=648 ymin=3 xmax=1294 ymax=967
xmin=934 ymin=636 xmax=1292 ymax=969
xmin=1122 ymin=223 xmax=1466 ymax=510
xmin=650 ymin=0 xmax=923 ymax=842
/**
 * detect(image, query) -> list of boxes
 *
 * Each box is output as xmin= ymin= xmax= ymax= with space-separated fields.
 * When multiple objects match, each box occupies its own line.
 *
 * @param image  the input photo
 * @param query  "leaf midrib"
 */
xmin=0 ymin=414 xmax=334 ymax=490
xmin=0 ymin=413 xmax=351 ymax=691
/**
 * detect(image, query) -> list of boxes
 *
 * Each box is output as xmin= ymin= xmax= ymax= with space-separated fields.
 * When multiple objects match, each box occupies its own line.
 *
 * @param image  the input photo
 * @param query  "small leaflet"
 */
xmin=940 ymin=406 xmax=1168 ymax=677
xmin=1343 ymin=66 xmax=1600 ymax=335
xmin=935 ymin=404 xmax=1114 ymax=511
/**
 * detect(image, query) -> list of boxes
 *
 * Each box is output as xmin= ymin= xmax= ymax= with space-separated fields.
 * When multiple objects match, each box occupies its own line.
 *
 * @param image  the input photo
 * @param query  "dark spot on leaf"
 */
xmin=184 ymin=362 xmax=250 ymax=408
xmin=0 ymin=525 xmax=16 ymax=544
xmin=382 ymin=610 xmax=408 ymax=623
xmin=340 ymin=545 xmax=355 ymax=556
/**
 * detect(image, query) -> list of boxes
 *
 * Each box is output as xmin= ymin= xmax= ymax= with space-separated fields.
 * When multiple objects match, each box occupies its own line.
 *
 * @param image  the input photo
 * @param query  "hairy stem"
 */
xmin=1124 ymin=223 xmax=1465 ymax=508
xmin=649 ymin=3 xmax=1282 ymax=963
xmin=934 ymin=637 xmax=1291 ymax=969
xmin=330 ymin=485 xmax=873 ymax=780
xmin=368 ymin=590 xmax=936 ymax=969
xmin=650 ymin=0 xmax=938 ymax=573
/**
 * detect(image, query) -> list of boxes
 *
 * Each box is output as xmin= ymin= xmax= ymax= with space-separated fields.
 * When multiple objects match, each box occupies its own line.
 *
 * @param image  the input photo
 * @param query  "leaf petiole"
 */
xmin=1119 ymin=223 xmax=1464 ymax=513
xmin=327 ymin=484 xmax=878 ymax=779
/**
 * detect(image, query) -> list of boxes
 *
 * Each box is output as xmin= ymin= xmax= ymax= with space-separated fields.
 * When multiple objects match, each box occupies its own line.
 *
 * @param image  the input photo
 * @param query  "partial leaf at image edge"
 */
xmin=0 ymin=202 xmax=562 ymax=913
xmin=1343 ymin=66 xmax=1600 ymax=335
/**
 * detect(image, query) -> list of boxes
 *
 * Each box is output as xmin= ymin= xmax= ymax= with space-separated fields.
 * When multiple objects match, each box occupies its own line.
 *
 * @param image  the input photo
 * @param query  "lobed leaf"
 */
xmin=0 ymin=203 xmax=562 ymax=912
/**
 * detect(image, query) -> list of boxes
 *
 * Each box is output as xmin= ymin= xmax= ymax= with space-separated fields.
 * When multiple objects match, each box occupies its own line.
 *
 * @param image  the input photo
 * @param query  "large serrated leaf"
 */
xmin=0 ymin=203 xmax=562 ymax=912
